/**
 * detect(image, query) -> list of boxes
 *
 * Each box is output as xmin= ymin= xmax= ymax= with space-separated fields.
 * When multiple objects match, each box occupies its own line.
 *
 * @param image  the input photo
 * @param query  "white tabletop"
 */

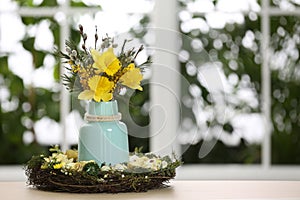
xmin=1 ymin=181 xmax=300 ymax=200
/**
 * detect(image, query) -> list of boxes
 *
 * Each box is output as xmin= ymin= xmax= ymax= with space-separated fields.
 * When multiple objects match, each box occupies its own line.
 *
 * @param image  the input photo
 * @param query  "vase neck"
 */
xmin=87 ymin=100 xmax=118 ymax=116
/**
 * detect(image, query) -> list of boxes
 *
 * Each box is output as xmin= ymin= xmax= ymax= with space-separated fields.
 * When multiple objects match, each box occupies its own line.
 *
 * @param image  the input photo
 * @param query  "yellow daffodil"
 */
xmin=127 ymin=63 xmax=135 ymax=70
xmin=53 ymin=162 xmax=64 ymax=169
xmin=91 ymin=48 xmax=121 ymax=76
xmin=78 ymin=75 xmax=114 ymax=102
xmin=119 ymin=65 xmax=143 ymax=91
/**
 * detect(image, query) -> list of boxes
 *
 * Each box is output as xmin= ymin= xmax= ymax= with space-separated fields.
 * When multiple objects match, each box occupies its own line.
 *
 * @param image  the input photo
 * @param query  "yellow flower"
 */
xmin=71 ymin=65 xmax=80 ymax=73
xmin=71 ymin=162 xmax=85 ymax=172
xmin=78 ymin=67 xmax=92 ymax=90
xmin=119 ymin=66 xmax=143 ymax=91
xmin=66 ymin=149 xmax=78 ymax=160
xmin=41 ymin=163 xmax=48 ymax=169
xmin=91 ymin=48 xmax=121 ymax=76
xmin=55 ymin=154 xmax=68 ymax=163
xmin=53 ymin=162 xmax=64 ymax=169
xmin=127 ymin=63 xmax=135 ymax=70
xmin=91 ymin=76 xmax=114 ymax=102
xmin=78 ymin=75 xmax=114 ymax=102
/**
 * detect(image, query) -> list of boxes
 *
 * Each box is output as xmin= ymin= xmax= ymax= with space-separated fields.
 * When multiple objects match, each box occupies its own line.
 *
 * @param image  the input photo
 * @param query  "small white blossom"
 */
xmin=129 ymin=155 xmax=139 ymax=162
xmin=128 ymin=156 xmax=149 ymax=169
xmin=101 ymin=165 xmax=111 ymax=172
xmin=161 ymin=161 xmax=168 ymax=169
xmin=113 ymin=163 xmax=127 ymax=172
xmin=97 ymin=178 xmax=104 ymax=182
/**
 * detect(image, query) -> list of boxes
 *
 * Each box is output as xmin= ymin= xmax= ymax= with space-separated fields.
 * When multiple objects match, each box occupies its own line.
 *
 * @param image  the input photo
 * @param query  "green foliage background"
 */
xmin=178 ymin=0 xmax=300 ymax=164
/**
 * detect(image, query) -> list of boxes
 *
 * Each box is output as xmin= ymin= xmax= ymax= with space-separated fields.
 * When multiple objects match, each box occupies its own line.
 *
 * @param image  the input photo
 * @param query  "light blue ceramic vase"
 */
xmin=78 ymin=100 xmax=129 ymax=166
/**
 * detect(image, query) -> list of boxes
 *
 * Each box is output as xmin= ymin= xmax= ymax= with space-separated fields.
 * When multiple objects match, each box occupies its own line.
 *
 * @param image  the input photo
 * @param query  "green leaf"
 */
xmin=22 ymin=37 xmax=35 ymax=52
xmin=70 ymin=0 xmax=102 ymax=9
xmin=70 ymin=28 xmax=81 ymax=45
xmin=40 ymin=0 xmax=58 ymax=7
xmin=53 ymin=62 xmax=60 ymax=81
xmin=21 ymin=17 xmax=38 ymax=25
xmin=49 ymin=20 xmax=60 ymax=46
xmin=0 ymin=56 xmax=9 ymax=74
xmin=161 ymin=156 xmax=172 ymax=163
xmin=9 ymin=76 xmax=24 ymax=96
xmin=14 ymin=0 xmax=34 ymax=7
xmin=22 ymin=37 xmax=46 ymax=68
xmin=32 ymin=51 xmax=45 ymax=68
xmin=45 ymin=100 xmax=59 ymax=120
xmin=71 ymin=1 xmax=88 ymax=7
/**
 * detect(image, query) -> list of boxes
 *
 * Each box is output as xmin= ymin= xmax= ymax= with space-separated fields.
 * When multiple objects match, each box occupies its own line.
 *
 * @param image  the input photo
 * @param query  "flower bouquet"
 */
xmin=60 ymin=24 xmax=149 ymax=101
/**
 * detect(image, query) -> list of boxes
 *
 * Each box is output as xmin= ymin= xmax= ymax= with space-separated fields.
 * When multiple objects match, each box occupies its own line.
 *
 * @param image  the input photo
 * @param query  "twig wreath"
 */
xmin=25 ymin=146 xmax=181 ymax=193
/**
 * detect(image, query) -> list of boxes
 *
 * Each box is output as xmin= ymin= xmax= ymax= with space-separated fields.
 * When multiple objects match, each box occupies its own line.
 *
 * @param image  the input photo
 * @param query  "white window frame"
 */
xmin=1 ymin=0 xmax=300 ymax=180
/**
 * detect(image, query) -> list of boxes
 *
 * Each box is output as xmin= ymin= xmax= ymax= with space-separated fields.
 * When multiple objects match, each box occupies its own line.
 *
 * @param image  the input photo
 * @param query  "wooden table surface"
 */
xmin=1 ymin=181 xmax=300 ymax=200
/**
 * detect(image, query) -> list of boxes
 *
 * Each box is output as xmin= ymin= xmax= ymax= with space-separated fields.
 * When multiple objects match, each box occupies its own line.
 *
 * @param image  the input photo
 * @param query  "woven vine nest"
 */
xmin=25 ymin=147 xmax=181 ymax=193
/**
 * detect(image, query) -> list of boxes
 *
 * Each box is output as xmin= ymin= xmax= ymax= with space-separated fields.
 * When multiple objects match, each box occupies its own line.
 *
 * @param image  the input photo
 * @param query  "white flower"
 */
xmin=113 ymin=163 xmax=127 ymax=171
xmin=97 ymin=178 xmax=104 ymax=182
xmin=129 ymin=155 xmax=139 ymax=162
xmin=128 ymin=156 xmax=149 ymax=168
xmin=145 ymin=158 xmax=161 ymax=171
xmin=55 ymin=154 xmax=66 ymax=162
xmin=161 ymin=161 xmax=168 ymax=169
xmin=65 ymin=163 xmax=76 ymax=170
xmin=48 ymin=153 xmax=74 ymax=168
xmin=101 ymin=165 xmax=111 ymax=172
